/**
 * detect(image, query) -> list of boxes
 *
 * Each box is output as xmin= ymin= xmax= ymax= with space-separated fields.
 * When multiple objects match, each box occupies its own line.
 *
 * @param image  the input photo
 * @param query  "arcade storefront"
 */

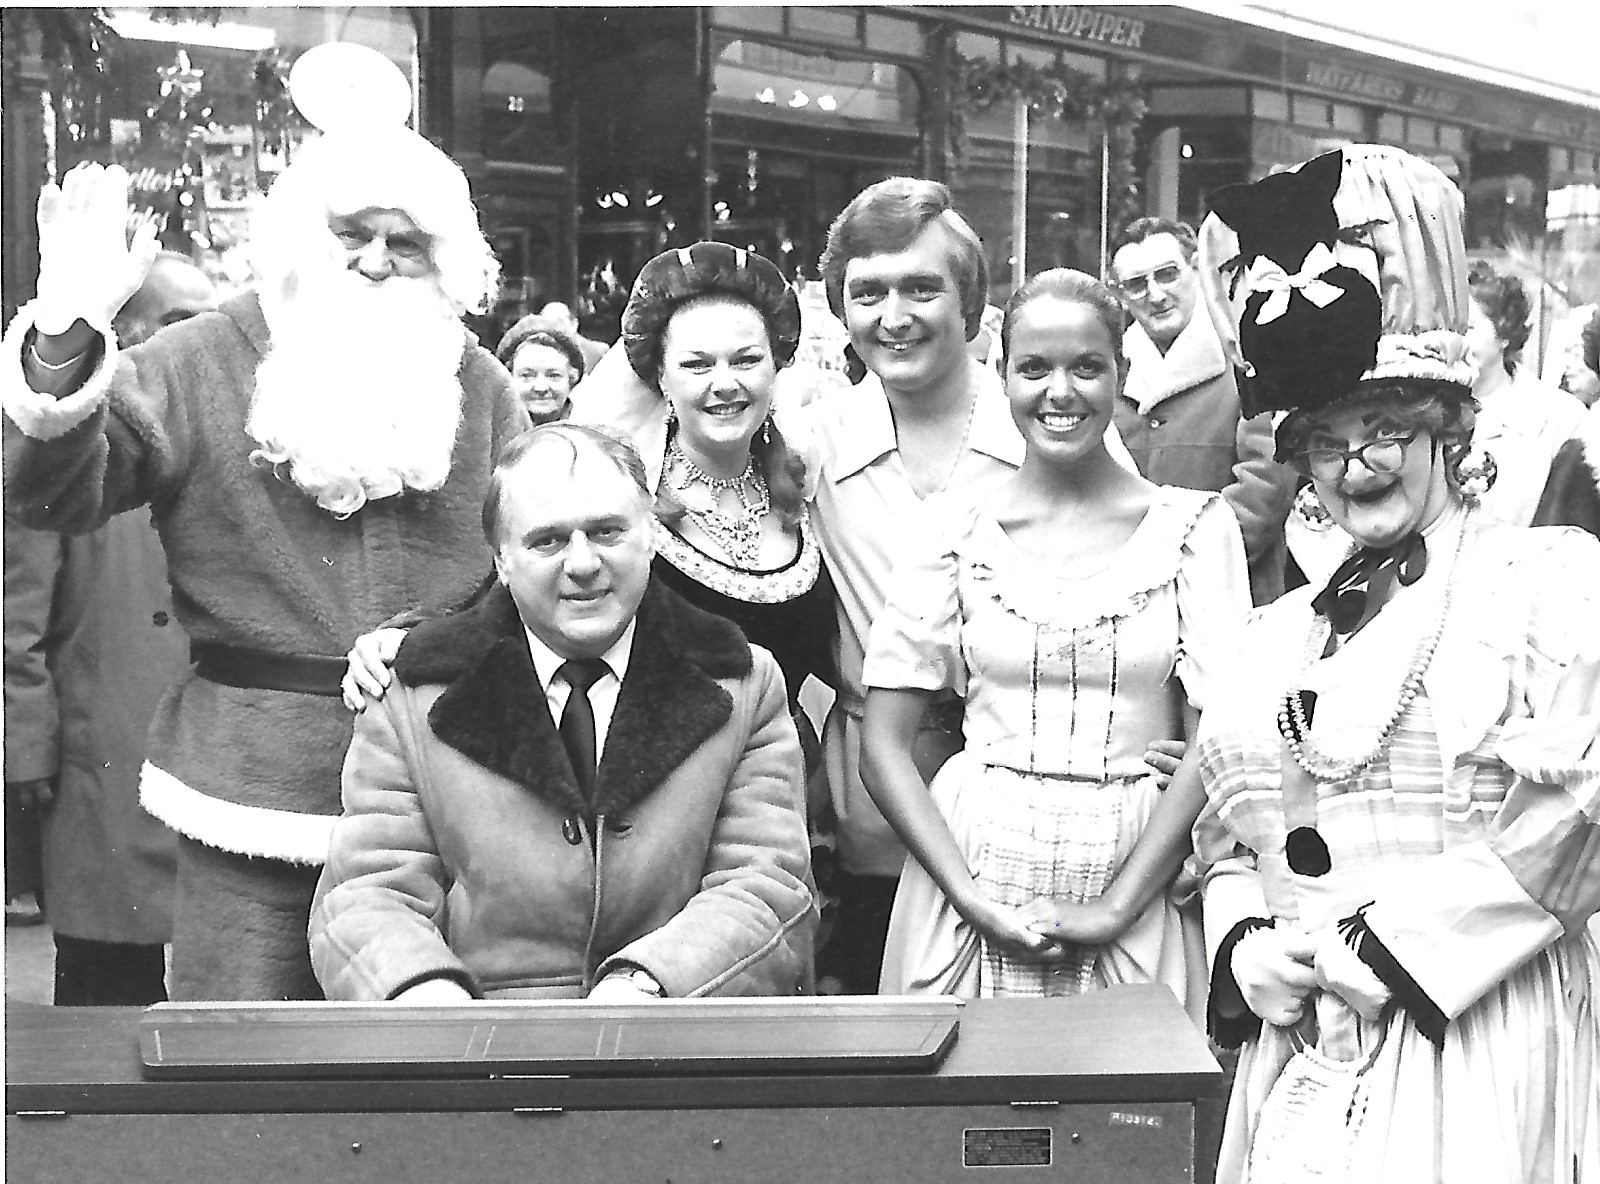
xmin=5 ymin=6 xmax=1597 ymax=361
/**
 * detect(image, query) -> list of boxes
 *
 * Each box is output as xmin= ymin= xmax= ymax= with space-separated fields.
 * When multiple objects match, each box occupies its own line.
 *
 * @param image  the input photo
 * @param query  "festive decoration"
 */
xmin=144 ymin=47 xmax=209 ymax=154
xmin=946 ymin=46 xmax=1148 ymax=238
xmin=14 ymin=9 xmax=120 ymax=154
xmin=251 ymin=48 xmax=306 ymax=160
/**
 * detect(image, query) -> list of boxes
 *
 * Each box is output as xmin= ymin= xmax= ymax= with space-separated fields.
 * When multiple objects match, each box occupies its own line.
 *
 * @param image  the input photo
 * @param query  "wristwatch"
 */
xmin=604 ymin=966 xmax=667 ymax=997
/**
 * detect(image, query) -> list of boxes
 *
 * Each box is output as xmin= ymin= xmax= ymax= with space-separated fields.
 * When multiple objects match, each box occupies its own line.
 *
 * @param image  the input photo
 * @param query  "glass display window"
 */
xmin=947 ymin=37 xmax=1111 ymax=300
xmin=48 ymin=7 xmax=417 ymax=299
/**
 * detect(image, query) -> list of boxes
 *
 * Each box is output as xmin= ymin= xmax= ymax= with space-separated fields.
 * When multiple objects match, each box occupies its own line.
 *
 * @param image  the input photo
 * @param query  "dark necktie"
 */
xmin=1311 ymin=533 xmax=1427 ymax=635
xmin=557 ymin=658 xmax=610 ymax=802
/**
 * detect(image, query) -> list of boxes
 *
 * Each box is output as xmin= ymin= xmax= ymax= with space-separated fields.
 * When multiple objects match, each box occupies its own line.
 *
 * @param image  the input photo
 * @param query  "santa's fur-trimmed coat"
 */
xmin=3 ymin=292 xmax=527 ymax=867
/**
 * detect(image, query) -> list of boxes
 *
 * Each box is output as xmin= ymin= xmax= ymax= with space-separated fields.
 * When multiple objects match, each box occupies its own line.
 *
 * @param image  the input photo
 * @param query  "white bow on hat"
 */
xmin=1245 ymin=242 xmax=1345 ymax=325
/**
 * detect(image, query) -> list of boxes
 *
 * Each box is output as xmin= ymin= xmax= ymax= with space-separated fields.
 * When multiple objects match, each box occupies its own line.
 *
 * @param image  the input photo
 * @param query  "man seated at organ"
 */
xmin=310 ymin=423 xmax=816 ymax=1002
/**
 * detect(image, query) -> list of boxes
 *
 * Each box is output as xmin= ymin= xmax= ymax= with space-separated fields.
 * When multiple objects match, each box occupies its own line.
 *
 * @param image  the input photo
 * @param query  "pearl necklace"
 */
xmin=665 ymin=439 xmax=771 ymax=567
xmin=1276 ymin=506 xmax=1473 ymax=783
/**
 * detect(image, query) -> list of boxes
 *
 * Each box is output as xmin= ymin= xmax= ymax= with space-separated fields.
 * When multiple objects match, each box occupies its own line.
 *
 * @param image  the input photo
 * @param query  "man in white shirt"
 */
xmin=804 ymin=177 xmax=1139 ymax=993
xmin=311 ymin=424 xmax=814 ymax=1002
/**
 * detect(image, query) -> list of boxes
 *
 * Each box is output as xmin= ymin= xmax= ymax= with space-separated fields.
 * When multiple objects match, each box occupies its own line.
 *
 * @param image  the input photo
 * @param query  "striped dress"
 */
xmin=865 ymin=486 xmax=1249 ymax=1009
xmin=1194 ymin=503 xmax=1600 ymax=1183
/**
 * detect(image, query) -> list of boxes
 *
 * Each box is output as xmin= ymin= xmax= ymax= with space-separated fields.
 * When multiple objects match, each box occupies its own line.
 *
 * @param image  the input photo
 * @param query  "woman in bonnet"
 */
xmin=1049 ymin=145 xmax=1600 ymax=1181
xmin=603 ymin=241 xmax=839 ymax=728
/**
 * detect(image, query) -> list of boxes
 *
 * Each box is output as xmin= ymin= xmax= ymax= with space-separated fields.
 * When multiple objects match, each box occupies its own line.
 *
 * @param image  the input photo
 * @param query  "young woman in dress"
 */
xmin=859 ymin=268 xmax=1249 ymax=1008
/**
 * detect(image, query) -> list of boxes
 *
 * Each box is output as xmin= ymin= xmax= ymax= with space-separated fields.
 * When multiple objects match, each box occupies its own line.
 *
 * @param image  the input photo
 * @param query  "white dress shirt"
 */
xmin=523 ymin=621 xmax=637 ymax=761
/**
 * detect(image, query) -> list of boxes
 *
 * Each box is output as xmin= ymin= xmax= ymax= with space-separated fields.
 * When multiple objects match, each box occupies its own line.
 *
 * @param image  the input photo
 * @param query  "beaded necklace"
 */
xmin=1275 ymin=504 xmax=1473 ymax=783
xmin=665 ymin=438 xmax=771 ymax=567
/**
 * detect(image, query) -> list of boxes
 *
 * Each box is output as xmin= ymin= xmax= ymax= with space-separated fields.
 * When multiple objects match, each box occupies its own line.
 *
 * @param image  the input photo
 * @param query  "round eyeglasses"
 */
xmin=1297 ymin=432 xmax=1419 ymax=482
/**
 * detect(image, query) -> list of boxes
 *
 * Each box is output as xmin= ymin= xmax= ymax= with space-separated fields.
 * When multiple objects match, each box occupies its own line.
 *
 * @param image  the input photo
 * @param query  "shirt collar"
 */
xmin=830 ymin=370 xmax=898 ymax=480
xmin=524 ymin=617 xmax=637 ymax=692
xmin=830 ymin=358 xmax=1024 ymax=480
xmin=966 ymin=361 xmax=1027 ymax=466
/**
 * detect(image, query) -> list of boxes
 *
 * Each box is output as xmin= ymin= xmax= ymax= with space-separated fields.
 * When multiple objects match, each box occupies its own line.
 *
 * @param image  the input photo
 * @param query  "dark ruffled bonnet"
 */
xmin=620 ymin=242 xmax=801 ymax=386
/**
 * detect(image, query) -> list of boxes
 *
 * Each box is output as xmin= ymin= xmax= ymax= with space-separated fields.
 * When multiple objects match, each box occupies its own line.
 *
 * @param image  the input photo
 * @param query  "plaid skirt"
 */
xmin=880 ymin=751 xmax=1203 ymax=1017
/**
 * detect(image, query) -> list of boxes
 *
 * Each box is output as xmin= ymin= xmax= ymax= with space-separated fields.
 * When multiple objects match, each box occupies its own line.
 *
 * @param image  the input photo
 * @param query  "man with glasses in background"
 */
xmin=1109 ymin=217 xmax=1294 ymax=604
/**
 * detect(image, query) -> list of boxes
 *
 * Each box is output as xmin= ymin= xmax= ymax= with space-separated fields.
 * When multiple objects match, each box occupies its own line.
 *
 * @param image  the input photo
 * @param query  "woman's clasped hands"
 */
xmin=960 ymin=894 xmax=1068 ymax=964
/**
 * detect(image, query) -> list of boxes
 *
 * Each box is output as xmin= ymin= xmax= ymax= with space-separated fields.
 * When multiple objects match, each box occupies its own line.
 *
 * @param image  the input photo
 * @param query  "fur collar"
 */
xmin=395 ymin=579 xmax=751 ymax=819
xmin=1121 ymin=313 xmax=1230 ymax=415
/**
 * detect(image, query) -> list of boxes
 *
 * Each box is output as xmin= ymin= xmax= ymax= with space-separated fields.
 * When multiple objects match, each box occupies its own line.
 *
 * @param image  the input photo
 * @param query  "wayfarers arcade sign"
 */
xmin=944 ymin=5 xmax=1600 ymax=151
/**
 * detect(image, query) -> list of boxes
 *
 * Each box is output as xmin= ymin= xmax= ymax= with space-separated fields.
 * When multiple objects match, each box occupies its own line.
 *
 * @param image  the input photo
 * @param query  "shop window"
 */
xmin=865 ymin=14 xmax=922 ymax=57
xmin=712 ymin=38 xmax=915 ymax=132
xmin=956 ymin=31 xmax=1001 ymax=62
xmin=566 ymin=8 xmax=702 ymax=339
xmin=708 ymin=37 xmax=921 ymax=279
xmin=1465 ymin=138 xmax=1548 ymax=251
xmin=786 ymin=8 xmax=861 ymax=45
xmin=1377 ymin=113 xmax=1406 ymax=143
xmin=951 ymin=98 xmax=1109 ymax=295
xmin=481 ymin=62 xmax=557 ymax=163
xmin=1251 ymin=89 xmax=1289 ymax=122
xmin=712 ymin=7 xmax=920 ymax=57
xmin=1407 ymin=117 xmax=1438 ymax=148
xmin=1175 ymin=120 xmax=1252 ymax=226
xmin=711 ymin=6 xmax=784 ymax=35
xmin=945 ymin=36 xmax=1115 ymax=295
xmin=478 ymin=8 xmax=562 ymax=166
xmin=1009 ymin=43 xmax=1056 ymax=70
xmin=1439 ymin=125 xmax=1465 ymax=154
xmin=1331 ymin=103 xmax=1363 ymax=135
xmin=1148 ymin=86 xmax=1248 ymax=118
xmin=1250 ymin=121 xmax=1348 ymax=180
xmin=74 ymin=7 xmax=418 ymax=299
xmin=1290 ymin=94 xmax=1331 ymax=129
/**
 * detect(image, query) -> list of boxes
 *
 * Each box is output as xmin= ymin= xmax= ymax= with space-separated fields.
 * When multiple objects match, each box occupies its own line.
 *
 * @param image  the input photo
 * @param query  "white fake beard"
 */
xmin=248 ymin=270 xmax=466 ymax=518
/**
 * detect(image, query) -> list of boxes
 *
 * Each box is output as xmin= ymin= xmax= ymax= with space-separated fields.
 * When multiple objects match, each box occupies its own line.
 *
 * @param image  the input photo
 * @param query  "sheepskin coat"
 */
xmin=1114 ymin=315 xmax=1296 ymax=604
xmin=310 ymin=580 xmax=816 ymax=1001
xmin=1 ymin=291 xmax=528 ymax=865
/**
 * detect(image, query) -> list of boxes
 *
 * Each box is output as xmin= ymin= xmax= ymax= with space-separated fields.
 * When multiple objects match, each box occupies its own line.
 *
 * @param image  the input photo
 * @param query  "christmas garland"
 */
xmin=947 ymin=46 xmax=1148 ymax=238
xmin=9 ymin=8 xmax=225 ymax=154
xmin=14 ymin=9 xmax=120 ymax=154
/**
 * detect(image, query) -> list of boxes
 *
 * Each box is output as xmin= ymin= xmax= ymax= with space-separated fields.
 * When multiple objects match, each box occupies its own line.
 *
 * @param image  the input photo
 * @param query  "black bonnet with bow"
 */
xmin=1197 ymin=145 xmax=1475 ymax=421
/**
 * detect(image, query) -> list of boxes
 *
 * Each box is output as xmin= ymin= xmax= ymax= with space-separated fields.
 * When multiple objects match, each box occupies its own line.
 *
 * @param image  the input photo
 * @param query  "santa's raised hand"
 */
xmin=34 ymin=163 xmax=160 ymax=338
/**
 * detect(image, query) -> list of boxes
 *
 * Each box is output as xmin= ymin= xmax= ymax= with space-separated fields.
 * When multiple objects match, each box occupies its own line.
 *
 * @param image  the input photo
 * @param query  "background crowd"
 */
xmin=5 ymin=43 xmax=1599 ymax=1184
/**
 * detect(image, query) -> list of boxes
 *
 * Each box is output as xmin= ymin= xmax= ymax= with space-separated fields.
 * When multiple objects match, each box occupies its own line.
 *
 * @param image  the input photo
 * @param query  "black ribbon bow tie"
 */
xmin=1312 ymin=533 xmax=1427 ymax=635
